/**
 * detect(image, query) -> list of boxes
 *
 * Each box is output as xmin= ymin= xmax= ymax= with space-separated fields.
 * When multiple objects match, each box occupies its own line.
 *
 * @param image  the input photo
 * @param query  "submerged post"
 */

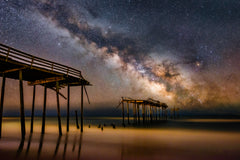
xmin=19 ymin=70 xmax=26 ymax=139
xmin=0 ymin=75 xmax=6 ymax=138
xmin=67 ymin=85 xmax=70 ymax=132
xmin=137 ymin=104 xmax=140 ymax=124
xmin=142 ymin=104 xmax=145 ymax=124
xmin=134 ymin=101 xmax=137 ymax=123
xmin=41 ymin=85 xmax=47 ymax=134
xmin=56 ymin=81 xmax=62 ymax=135
xmin=155 ymin=107 xmax=157 ymax=120
xmin=30 ymin=85 xmax=36 ymax=133
xmin=150 ymin=105 xmax=152 ymax=123
xmin=121 ymin=98 xmax=125 ymax=126
xmin=127 ymin=102 xmax=130 ymax=124
xmin=80 ymin=85 xmax=83 ymax=132
xmin=75 ymin=110 xmax=79 ymax=129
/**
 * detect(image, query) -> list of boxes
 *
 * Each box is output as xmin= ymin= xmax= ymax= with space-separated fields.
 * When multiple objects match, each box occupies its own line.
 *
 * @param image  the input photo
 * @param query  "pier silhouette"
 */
xmin=0 ymin=43 xmax=91 ymax=138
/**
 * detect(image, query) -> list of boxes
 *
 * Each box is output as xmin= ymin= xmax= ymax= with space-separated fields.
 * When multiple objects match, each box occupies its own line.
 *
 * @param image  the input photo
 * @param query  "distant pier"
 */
xmin=118 ymin=97 xmax=168 ymax=125
xmin=0 ymin=43 xmax=91 ymax=138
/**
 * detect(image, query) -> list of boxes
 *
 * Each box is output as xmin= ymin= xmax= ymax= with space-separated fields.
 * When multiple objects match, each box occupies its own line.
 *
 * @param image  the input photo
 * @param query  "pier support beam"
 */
xmin=121 ymin=98 xmax=125 ymax=126
xmin=127 ymin=102 xmax=130 ymax=124
xmin=150 ymin=106 xmax=152 ymax=123
xmin=67 ymin=85 xmax=70 ymax=132
xmin=41 ymin=85 xmax=47 ymax=134
xmin=142 ymin=104 xmax=145 ymax=124
xmin=134 ymin=102 xmax=137 ymax=123
xmin=56 ymin=82 xmax=62 ymax=135
xmin=155 ymin=107 xmax=157 ymax=121
xmin=30 ymin=85 xmax=36 ymax=133
xmin=0 ymin=75 xmax=6 ymax=138
xmin=137 ymin=104 xmax=140 ymax=124
xmin=75 ymin=110 xmax=79 ymax=129
xmin=159 ymin=107 xmax=161 ymax=120
xmin=19 ymin=70 xmax=26 ymax=139
xmin=80 ymin=85 xmax=83 ymax=132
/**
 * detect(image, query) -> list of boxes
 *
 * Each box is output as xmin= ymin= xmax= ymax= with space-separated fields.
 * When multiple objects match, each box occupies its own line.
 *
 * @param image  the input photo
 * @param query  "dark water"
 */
xmin=0 ymin=117 xmax=240 ymax=160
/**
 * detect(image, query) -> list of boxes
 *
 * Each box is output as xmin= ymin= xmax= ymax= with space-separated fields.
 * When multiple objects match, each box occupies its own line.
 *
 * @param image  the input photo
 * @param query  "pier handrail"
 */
xmin=0 ymin=43 xmax=83 ymax=79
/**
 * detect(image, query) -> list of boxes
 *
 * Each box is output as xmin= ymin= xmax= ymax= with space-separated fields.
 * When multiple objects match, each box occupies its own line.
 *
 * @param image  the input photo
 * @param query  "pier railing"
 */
xmin=0 ymin=43 xmax=83 ymax=79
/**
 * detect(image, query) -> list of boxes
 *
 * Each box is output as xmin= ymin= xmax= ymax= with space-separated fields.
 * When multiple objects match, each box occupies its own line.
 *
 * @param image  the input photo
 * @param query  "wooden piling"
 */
xmin=41 ymin=85 xmax=47 ymax=134
xmin=121 ymin=98 xmax=125 ymax=126
xmin=142 ymin=104 xmax=145 ymax=124
xmin=150 ymin=106 xmax=152 ymax=123
xmin=134 ymin=102 xmax=137 ymax=123
xmin=80 ymin=85 xmax=83 ymax=132
xmin=159 ymin=107 xmax=161 ymax=120
xmin=127 ymin=102 xmax=129 ymax=124
xmin=56 ymin=81 xmax=62 ymax=135
xmin=67 ymin=85 xmax=70 ymax=132
xmin=155 ymin=107 xmax=157 ymax=120
xmin=19 ymin=70 xmax=26 ymax=139
xmin=75 ymin=110 xmax=79 ymax=129
xmin=0 ymin=75 xmax=6 ymax=138
xmin=137 ymin=104 xmax=140 ymax=123
xmin=30 ymin=85 xmax=36 ymax=133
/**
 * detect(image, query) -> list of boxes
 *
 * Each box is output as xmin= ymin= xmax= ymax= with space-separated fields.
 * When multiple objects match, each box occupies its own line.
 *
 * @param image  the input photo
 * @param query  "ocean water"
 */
xmin=0 ymin=117 xmax=240 ymax=160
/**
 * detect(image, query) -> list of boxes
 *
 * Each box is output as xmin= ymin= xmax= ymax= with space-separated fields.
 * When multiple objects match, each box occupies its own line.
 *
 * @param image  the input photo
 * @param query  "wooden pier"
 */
xmin=119 ymin=97 xmax=168 ymax=125
xmin=0 ymin=43 xmax=91 ymax=138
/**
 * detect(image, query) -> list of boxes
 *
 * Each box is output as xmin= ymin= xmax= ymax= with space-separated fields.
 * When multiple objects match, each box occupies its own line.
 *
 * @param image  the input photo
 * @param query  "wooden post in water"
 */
xmin=158 ymin=107 xmax=160 ymax=120
xmin=150 ymin=105 xmax=152 ymax=123
xmin=134 ymin=101 xmax=137 ymax=123
xmin=75 ymin=110 xmax=79 ymax=129
xmin=137 ymin=104 xmax=140 ymax=124
xmin=155 ymin=106 xmax=157 ymax=121
xmin=142 ymin=104 xmax=145 ymax=124
xmin=0 ymin=75 xmax=6 ymax=138
xmin=127 ymin=102 xmax=130 ymax=124
xmin=30 ymin=85 xmax=36 ymax=133
xmin=121 ymin=98 xmax=125 ymax=126
xmin=56 ymin=81 xmax=62 ymax=135
xmin=19 ymin=70 xmax=26 ymax=139
xmin=67 ymin=85 xmax=70 ymax=132
xmin=80 ymin=85 xmax=83 ymax=132
xmin=41 ymin=85 xmax=47 ymax=134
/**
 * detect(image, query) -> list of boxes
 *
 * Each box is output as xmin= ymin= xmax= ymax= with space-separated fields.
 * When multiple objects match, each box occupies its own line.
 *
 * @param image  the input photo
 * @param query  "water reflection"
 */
xmin=78 ymin=133 xmax=83 ymax=160
xmin=16 ymin=137 xmax=25 ymax=158
xmin=13 ymin=133 xmax=84 ymax=160
xmin=37 ymin=134 xmax=44 ymax=159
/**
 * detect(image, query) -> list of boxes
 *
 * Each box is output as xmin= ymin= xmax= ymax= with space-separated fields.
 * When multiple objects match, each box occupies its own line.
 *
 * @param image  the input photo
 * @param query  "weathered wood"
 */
xmin=41 ymin=85 xmax=47 ymax=134
xmin=56 ymin=81 xmax=62 ymax=135
xmin=127 ymin=102 xmax=130 ymax=124
xmin=0 ymin=75 xmax=6 ymax=138
xmin=121 ymin=98 xmax=125 ymax=126
xmin=30 ymin=85 xmax=36 ymax=133
xmin=150 ymin=106 xmax=153 ymax=123
xmin=80 ymin=85 xmax=83 ymax=132
xmin=142 ymin=104 xmax=145 ymax=124
xmin=0 ymin=67 xmax=26 ymax=74
xmin=155 ymin=107 xmax=157 ymax=120
xmin=67 ymin=85 xmax=70 ymax=132
xmin=133 ymin=102 xmax=136 ymax=123
xmin=19 ymin=70 xmax=26 ymax=139
xmin=28 ymin=76 xmax=64 ymax=86
xmin=75 ymin=110 xmax=79 ymax=129
xmin=137 ymin=104 xmax=140 ymax=123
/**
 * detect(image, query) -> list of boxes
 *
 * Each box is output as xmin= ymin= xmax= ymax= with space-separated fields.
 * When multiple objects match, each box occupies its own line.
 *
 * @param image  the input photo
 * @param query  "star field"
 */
xmin=0 ymin=0 xmax=240 ymax=114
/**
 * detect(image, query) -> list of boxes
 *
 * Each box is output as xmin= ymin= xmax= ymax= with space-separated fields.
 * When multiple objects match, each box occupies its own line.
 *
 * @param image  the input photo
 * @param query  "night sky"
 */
xmin=0 ymin=0 xmax=240 ymax=116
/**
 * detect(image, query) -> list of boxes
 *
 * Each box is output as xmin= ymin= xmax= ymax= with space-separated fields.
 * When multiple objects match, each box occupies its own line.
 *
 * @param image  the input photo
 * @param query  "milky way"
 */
xmin=0 ymin=0 xmax=240 ymax=114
